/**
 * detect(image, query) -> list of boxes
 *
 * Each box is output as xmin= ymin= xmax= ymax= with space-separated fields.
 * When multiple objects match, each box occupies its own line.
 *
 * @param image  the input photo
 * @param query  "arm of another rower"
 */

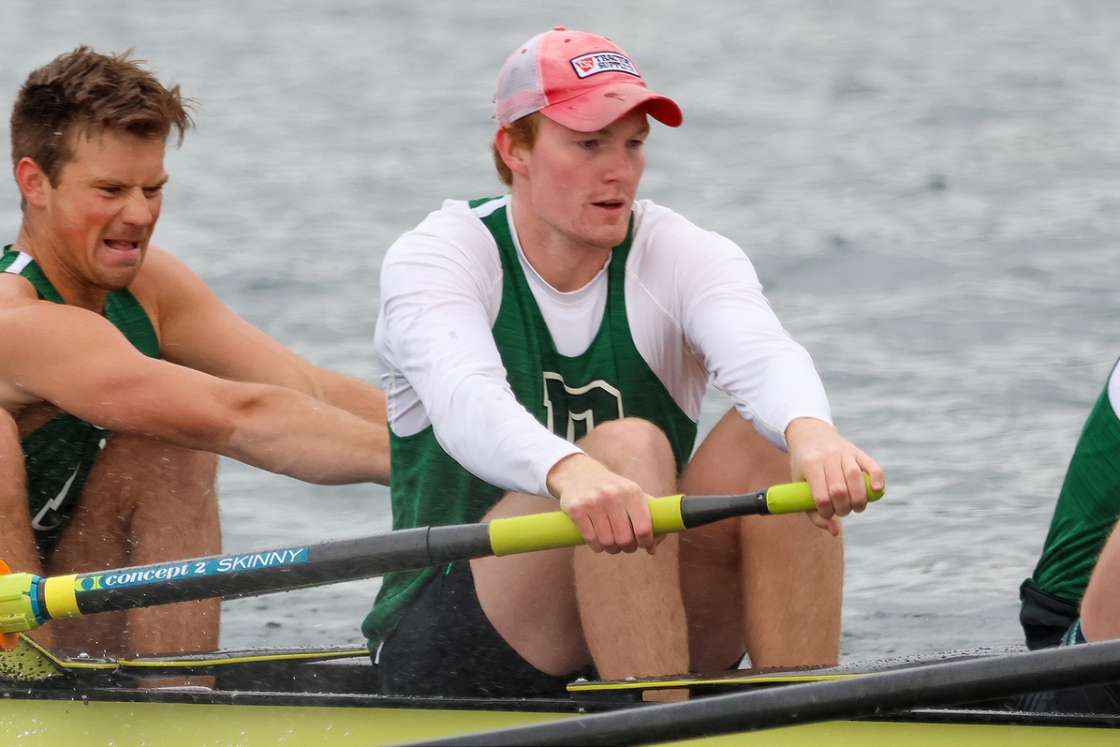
xmin=132 ymin=247 xmax=388 ymax=481
xmin=0 ymin=299 xmax=385 ymax=485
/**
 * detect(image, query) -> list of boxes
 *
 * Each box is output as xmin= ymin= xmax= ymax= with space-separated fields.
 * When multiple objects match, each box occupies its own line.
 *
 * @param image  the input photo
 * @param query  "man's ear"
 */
xmin=14 ymin=157 xmax=52 ymax=210
xmin=495 ymin=127 xmax=530 ymax=180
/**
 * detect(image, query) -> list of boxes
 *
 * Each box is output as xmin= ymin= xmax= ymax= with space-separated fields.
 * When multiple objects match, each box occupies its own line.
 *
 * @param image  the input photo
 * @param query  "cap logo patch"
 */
xmin=570 ymin=52 xmax=640 ymax=79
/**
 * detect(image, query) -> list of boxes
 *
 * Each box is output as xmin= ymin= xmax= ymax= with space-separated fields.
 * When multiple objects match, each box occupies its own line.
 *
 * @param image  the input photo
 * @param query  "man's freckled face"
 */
xmin=45 ymin=131 xmax=167 ymax=291
xmin=522 ymin=109 xmax=649 ymax=253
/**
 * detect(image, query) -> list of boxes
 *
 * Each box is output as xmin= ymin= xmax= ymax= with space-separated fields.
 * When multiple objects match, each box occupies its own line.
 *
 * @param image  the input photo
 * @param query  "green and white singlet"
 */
xmin=363 ymin=198 xmax=697 ymax=645
xmin=0 ymin=246 xmax=160 ymax=556
xmin=1028 ymin=359 xmax=1120 ymax=606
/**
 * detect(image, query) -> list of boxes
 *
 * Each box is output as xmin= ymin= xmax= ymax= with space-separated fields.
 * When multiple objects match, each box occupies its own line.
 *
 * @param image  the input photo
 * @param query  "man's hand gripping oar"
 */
xmin=0 ymin=476 xmax=883 ymax=647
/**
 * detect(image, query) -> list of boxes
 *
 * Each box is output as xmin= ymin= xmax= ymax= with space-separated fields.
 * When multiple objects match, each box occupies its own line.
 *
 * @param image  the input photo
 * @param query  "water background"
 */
xmin=2 ymin=0 xmax=1119 ymax=663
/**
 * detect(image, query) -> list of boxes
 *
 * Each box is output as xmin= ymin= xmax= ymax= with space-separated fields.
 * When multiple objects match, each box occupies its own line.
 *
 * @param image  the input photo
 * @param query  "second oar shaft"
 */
xmin=44 ymin=491 xmax=725 ymax=622
xmin=42 ymin=523 xmax=493 ymax=621
xmin=22 ymin=479 xmax=863 ymax=628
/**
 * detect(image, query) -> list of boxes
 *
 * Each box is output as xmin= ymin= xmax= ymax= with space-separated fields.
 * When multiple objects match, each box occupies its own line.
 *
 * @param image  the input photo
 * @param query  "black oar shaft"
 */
xmin=42 ymin=524 xmax=493 ymax=619
xmin=408 ymin=640 xmax=1120 ymax=747
xmin=38 ymin=490 xmax=772 ymax=622
xmin=678 ymin=491 xmax=769 ymax=527
xmin=0 ymin=477 xmax=881 ymax=632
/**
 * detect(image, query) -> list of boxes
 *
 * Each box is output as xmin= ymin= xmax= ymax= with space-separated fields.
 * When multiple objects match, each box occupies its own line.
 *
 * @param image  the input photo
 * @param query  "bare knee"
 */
xmin=97 ymin=435 xmax=217 ymax=488
xmin=58 ymin=437 xmax=220 ymax=568
xmin=578 ymin=418 xmax=676 ymax=483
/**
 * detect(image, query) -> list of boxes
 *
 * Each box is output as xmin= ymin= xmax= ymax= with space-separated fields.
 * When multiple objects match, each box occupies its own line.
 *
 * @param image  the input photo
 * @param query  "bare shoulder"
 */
xmin=129 ymin=245 xmax=212 ymax=303
xmin=0 ymin=252 xmax=185 ymax=410
xmin=0 ymin=273 xmax=56 ymax=408
xmin=0 ymin=270 xmax=42 ymax=309
xmin=128 ymin=245 xmax=225 ymax=333
xmin=0 ymin=295 xmax=111 ymax=409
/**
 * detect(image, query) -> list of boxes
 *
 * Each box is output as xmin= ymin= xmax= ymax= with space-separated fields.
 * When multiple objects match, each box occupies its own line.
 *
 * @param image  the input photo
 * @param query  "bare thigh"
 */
xmin=472 ymin=418 xmax=684 ymax=678
xmin=679 ymin=409 xmax=845 ymax=670
xmin=678 ymin=409 xmax=794 ymax=670
xmin=471 ymin=492 xmax=586 ymax=676
xmin=46 ymin=434 xmax=220 ymax=658
xmin=1080 ymin=519 xmax=1120 ymax=642
xmin=0 ymin=409 xmax=38 ymax=575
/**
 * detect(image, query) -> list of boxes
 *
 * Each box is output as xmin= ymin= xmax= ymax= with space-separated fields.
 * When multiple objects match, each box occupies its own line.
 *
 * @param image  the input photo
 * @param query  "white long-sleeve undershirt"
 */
xmin=375 ymin=197 xmax=832 ymax=498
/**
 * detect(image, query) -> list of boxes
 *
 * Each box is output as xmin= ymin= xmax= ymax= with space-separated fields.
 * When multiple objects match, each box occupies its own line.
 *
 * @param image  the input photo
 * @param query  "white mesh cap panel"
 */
xmin=495 ymin=32 xmax=548 ymax=124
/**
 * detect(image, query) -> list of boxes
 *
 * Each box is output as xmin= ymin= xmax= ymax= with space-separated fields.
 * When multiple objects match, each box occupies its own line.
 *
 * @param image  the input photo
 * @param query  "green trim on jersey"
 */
xmin=1 ymin=246 xmax=161 ymax=556
xmin=363 ymin=198 xmax=697 ymax=646
xmin=1030 ymin=361 xmax=1120 ymax=604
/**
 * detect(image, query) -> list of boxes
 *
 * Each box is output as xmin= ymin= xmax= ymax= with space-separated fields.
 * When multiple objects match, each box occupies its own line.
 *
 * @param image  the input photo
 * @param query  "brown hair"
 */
xmin=10 ymin=47 xmax=194 ymax=187
xmin=492 ymin=113 xmax=541 ymax=187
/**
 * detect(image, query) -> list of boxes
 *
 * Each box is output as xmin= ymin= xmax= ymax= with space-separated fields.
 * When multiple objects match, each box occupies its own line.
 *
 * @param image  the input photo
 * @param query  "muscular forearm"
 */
xmin=308 ymin=369 xmax=388 ymax=426
xmin=221 ymin=385 xmax=390 ymax=485
xmin=103 ymin=380 xmax=389 ymax=486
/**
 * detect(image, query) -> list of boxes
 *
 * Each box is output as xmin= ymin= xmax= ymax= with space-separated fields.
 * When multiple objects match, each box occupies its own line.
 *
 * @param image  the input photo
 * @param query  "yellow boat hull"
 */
xmin=3 ymin=698 xmax=1119 ymax=747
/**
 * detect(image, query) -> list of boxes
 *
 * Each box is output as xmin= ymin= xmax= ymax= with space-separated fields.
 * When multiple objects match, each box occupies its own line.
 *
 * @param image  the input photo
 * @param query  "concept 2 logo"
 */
xmin=75 ymin=548 xmax=309 ymax=591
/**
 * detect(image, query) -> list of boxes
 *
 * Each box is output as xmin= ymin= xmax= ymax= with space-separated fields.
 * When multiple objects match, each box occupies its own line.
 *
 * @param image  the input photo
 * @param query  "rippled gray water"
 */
xmin=3 ymin=1 xmax=1119 ymax=663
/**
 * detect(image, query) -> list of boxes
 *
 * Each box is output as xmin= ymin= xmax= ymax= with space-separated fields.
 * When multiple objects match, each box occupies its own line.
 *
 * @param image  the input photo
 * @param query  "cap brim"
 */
xmin=541 ymin=83 xmax=683 ymax=132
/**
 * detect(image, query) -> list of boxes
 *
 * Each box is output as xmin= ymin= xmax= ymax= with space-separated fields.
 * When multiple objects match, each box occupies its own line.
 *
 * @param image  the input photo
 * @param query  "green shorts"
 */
xmin=1019 ymin=578 xmax=1080 ymax=650
xmin=375 ymin=561 xmax=594 ymax=699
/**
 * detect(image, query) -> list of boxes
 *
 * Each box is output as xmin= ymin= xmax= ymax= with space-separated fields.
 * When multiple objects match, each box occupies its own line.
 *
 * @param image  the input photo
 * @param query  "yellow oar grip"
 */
xmin=648 ymin=494 xmax=687 ymax=533
xmin=766 ymin=474 xmax=884 ymax=514
xmin=488 ymin=495 xmax=686 ymax=556
xmin=42 ymin=575 xmax=81 ymax=621
xmin=489 ymin=512 xmax=582 ymax=556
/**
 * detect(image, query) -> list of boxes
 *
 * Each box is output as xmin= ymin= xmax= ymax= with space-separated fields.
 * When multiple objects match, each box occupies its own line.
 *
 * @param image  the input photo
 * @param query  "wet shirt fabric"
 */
xmin=0 ymin=246 xmax=160 ymax=556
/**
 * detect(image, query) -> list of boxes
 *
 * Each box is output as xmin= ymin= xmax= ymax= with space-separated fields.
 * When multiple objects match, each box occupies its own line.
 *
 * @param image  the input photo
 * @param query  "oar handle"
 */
xmin=0 ymin=476 xmax=883 ymax=635
xmin=766 ymin=473 xmax=884 ymax=514
xmin=488 ymin=495 xmax=689 ymax=555
xmin=488 ymin=475 xmax=884 ymax=556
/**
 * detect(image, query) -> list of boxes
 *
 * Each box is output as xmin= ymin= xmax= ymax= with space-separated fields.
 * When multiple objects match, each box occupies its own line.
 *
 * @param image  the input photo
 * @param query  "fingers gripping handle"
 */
xmin=486 ymin=475 xmax=885 ymax=556
xmin=487 ymin=495 xmax=687 ymax=556
xmin=765 ymin=473 xmax=885 ymax=514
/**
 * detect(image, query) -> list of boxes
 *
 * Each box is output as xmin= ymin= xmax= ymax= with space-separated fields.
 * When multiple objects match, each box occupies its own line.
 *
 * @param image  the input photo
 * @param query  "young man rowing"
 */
xmin=0 ymin=49 xmax=390 ymax=658
xmin=366 ymin=28 xmax=884 ymax=697
xmin=1019 ymin=356 xmax=1120 ymax=711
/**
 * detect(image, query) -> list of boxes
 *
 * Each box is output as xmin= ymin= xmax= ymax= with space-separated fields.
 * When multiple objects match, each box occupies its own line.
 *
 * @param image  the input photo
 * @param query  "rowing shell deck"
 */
xmin=2 ymin=638 xmax=1119 ymax=746
xmin=8 ymin=698 xmax=1120 ymax=747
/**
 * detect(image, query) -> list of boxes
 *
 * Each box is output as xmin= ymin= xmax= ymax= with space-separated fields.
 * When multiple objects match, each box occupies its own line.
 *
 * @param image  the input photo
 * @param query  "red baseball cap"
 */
xmin=495 ymin=28 xmax=683 ymax=132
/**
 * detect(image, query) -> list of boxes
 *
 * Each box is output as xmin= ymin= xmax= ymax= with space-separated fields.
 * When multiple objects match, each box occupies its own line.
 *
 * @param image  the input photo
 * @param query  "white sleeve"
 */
xmin=633 ymin=204 xmax=832 ymax=449
xmin=375 ymin=202 xmax=581 ymax=497
xmin=1108 ymin=359 xmax=1120 ymax=420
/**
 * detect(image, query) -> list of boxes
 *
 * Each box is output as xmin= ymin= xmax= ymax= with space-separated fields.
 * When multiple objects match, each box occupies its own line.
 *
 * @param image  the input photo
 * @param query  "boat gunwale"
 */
xmin=0 ymin=682 xmax=617 ymax=714
xmin=4 ymin=682 xmax=1120 ymax=733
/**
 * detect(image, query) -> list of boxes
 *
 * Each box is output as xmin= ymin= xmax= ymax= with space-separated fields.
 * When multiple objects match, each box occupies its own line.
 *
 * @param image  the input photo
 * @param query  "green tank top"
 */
xmin=0 ymin=246 xmax=160 ymax=556
xmin=1030 ymin=361 xmax=1120 ymax=603
xmin=363 ymin=198 xmax=698 ymax=645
